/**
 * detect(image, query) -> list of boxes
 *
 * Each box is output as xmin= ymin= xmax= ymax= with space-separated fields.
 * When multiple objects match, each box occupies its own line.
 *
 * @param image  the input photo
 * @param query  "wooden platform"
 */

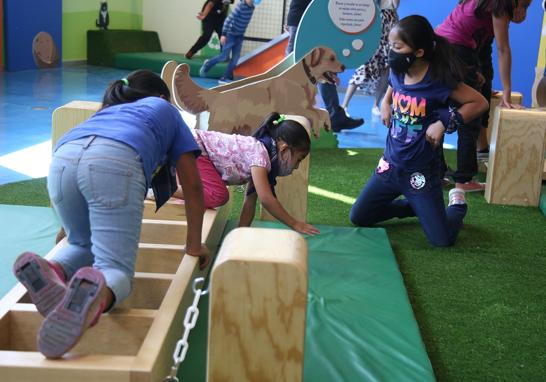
xmin=0 ymin=197 xmax=231 ymax=381
xmin=485 ymin=108 xmax=546 ymax=206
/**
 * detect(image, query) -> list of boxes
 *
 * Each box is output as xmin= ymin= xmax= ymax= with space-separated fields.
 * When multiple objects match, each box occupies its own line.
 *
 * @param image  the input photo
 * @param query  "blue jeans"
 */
xmin=203 ymin=33 xmax=244 ymax=79
xmin=47 ymin=136 xmax=147 ymax=306
xmin=285 ymin=25 xmax=297 ymax=56
xmin=349 ymin=159 xmax=467 ymax=247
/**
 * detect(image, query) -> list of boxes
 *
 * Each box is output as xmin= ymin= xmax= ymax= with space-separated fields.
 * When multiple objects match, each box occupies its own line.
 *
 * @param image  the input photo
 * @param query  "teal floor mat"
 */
xmin=179 ymin=221 xmax=435 ymax=382
xmin=0 ymin=205 xmax=61 ymax=298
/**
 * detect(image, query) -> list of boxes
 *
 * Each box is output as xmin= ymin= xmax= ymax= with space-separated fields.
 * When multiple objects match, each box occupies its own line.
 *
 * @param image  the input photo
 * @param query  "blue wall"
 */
xmin=4 ymin=0 xmax=62 ymax=71
xmin=340 ymin=0 xmax=544 ymax=107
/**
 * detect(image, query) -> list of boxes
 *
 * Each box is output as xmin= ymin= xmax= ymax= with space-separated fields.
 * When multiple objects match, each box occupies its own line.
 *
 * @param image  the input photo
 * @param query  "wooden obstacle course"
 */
xmin=207 ymin=227 xmax=308 ymax=382
xmin=485 ymin=107 xmax=546 ymax=206
xmin=485 ymin=91 xmax=523 ymax=144
xmin=0 ymin=101 xmax=232 ymax=381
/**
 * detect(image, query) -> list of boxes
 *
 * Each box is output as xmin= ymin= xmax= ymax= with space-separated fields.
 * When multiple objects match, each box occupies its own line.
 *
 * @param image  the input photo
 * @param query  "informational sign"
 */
xmin=294 ymin=0 xmax=380 ymax=69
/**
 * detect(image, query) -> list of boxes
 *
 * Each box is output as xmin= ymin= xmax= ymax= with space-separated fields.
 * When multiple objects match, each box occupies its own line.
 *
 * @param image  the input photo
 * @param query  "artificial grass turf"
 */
xmin=0 ymin=146 xmax=544 ymax=381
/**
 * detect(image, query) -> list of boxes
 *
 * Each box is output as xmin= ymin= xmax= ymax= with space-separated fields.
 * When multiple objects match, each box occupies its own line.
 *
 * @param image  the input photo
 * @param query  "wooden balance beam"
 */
xmin=207 ymin=227 xmax=308 ymax=382
xmin=485 ymin=107 xmax=546 ymax=206
xmin=0 ymin=100 xmax=232 ymax=381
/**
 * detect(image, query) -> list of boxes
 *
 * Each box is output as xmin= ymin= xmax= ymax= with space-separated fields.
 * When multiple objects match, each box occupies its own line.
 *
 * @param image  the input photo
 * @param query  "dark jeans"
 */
xmin=478 ymin=42 xmax=493 ymax=128
xmin=451 ymin=44 xmax=484 ymax=183
xmin=349 ymin=160 xmax=467 ymax=247
xmin=317 ymin=82 xmax=347 ymax=125
xmin=188 ymin=17 xmax=225 ymax=55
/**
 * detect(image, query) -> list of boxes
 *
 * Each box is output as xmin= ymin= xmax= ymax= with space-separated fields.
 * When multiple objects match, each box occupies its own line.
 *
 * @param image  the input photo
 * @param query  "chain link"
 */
xmin=164 ymin=277 xmax=209 ymax=382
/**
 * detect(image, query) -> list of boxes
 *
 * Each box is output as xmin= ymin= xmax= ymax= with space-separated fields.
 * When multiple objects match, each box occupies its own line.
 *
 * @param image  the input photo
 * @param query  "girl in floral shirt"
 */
xmin=175 ymin=112 xmax=320 ymax=236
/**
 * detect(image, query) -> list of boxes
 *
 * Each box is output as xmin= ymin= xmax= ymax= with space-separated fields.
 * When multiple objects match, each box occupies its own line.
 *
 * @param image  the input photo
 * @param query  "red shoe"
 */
xmin=13 ymin=252 xmax=66 ymax=317
xmin=37 ymin=267 xmax=108 ymax=358
xmin=455 ymin=180 xmax=486 ymax=193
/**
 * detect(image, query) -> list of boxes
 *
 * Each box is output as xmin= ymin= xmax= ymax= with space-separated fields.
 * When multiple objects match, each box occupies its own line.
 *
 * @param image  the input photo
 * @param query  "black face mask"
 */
xmin=388 ymin=49 xmax=416 ymax=74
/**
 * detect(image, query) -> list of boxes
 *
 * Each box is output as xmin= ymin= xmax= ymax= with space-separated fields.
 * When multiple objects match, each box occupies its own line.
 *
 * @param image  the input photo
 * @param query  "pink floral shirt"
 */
xmin=193 ymin=130 xmax=271 ymax=185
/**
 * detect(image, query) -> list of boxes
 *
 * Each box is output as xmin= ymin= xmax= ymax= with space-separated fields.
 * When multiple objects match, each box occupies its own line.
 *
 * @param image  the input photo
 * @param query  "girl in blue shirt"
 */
xmin=349 ymin=15 xmax=488 ymax=247
xmin=12 ymin=70 xmax=206 ymax=358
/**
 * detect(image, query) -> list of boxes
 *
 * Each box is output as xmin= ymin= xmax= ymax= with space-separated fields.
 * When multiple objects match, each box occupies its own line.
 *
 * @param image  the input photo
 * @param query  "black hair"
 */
xmin=101 ymin=69 xmax=171 ymax=109
xmin=459 ymin=0 xmax=519 ymax=18
xmin=252 ymin=112 xmax=311 ymax=154
xmin=393 ymin=15 xmax=464 ymax=89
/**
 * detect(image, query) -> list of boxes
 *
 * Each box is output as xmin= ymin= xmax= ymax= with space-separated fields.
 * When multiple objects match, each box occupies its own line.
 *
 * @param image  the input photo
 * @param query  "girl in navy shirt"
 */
xmin=13 ymin=70 xmax=206 ymax=358
xmin=349 ymin=15 xmax=488 ymax=247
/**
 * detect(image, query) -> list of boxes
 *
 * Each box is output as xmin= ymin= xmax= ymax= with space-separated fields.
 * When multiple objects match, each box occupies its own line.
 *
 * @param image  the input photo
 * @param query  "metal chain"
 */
xmin=164 ymin=277 xmax=209 ymax=382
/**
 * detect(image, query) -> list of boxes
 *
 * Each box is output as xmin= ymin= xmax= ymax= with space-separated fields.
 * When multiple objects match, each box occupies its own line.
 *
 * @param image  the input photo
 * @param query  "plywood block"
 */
xmin=139 ymin=219 xmax=187 ymax=245
xmin=1 ymin=304 xmax=154 ymax=355
xmin=208 ymin=228 xmax=308 ymax=382
xmin=485 ymin=108 xmax=546 ymax=206
xmin=135 ymin=244 xmax=184 ymax=274
xmin=116 ymin=273 xmax=173 ymax=310
xmin=143 ymin=199 xmax=186 ymax=221
xmin=51 ymin=101 xmax=101 ymax=147
xmin=486 ymin=91 xmax=523 ymax=143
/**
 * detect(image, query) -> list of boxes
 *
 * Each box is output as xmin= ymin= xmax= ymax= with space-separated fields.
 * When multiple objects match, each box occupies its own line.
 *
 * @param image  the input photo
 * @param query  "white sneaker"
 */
xmin=448 ymin=188 xmax=466 ymax=206
xmin=371 ymin=106 xmax=381 ymax=117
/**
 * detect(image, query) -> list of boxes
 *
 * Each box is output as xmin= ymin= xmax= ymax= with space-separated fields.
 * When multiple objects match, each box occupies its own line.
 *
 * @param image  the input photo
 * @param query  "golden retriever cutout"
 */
xmin=172 ymin=46 xmax=345 ymax=137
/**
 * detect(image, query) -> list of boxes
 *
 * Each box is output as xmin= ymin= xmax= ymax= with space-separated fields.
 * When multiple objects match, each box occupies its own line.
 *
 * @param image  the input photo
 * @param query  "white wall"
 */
xmin=142 ymin=0 xmax=201 ymax=53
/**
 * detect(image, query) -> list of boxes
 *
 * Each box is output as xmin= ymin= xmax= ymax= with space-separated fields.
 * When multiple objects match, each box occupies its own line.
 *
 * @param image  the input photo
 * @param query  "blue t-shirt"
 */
xmin=55 ymin=97 xmax=200 ymax=186
xmin=384 ymin=70 xmax=453 ymax=171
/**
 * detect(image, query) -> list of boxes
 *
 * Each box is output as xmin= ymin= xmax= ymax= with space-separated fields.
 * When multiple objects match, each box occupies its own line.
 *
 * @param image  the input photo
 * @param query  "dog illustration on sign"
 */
xmin=172 ymin=46 xmax=345 ymax=137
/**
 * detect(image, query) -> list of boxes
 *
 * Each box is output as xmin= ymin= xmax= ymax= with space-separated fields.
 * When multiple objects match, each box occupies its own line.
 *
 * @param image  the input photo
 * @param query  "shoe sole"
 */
xmin=13 ymin=252 xmax=66 ymax=317
xmin=38 ymin=267 xmax=106 ymax=358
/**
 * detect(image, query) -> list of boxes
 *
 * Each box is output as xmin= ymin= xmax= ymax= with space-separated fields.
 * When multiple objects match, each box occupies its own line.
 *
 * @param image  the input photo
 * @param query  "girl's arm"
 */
xmin=250 ymin=166 xmax=320 ymax=235
xmin=239 ymin=185 xmax=258 ymax=227
xmin=381 ymin=85 xmax=394 ymax=128
xmin=198 ymin=1 xmax=215 ymax=20
xmin=450 ymin=82 xmax=489 ymax=123
xmin=176 ymin=153 xmax=207 ymax=260
xmin=492 ymin=14 xmax=522 ymax=109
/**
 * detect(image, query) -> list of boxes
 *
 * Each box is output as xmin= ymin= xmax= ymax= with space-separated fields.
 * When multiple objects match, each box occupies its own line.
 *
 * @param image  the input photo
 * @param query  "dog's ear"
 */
xmin=309 ymin=47 xmax=324 ymax=67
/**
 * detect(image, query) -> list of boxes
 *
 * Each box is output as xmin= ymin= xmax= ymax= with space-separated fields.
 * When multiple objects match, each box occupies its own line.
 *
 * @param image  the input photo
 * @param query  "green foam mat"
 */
xmin=114 ymin=52 xmax=228 ymax=79
xmin=178 ymin=221 xmax=435 ymax=381
xmin=0 ymin=205 xmax=61 ymax=298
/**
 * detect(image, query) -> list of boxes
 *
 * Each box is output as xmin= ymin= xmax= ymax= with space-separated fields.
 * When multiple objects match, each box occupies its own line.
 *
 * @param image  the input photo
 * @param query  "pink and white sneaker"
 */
xmin=37 ymin=267 xmax=108 ymax=358
xmin=13 ymin=252 xmax=66 ymax=317
xmin=448 ymin=188 xmax=467 ymax=206
xmin=455 ymin=180 xmax=486 ymax=193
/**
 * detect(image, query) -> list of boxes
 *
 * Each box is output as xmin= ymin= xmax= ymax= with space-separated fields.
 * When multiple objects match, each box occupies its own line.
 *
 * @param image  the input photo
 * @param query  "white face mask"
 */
xmin=278 ymin=148 xmax=293 ymax=176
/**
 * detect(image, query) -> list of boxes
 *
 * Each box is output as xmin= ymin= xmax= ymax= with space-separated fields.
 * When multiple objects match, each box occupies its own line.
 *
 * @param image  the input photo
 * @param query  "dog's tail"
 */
xmin=172 ymin=64 xmax=216 ymax=114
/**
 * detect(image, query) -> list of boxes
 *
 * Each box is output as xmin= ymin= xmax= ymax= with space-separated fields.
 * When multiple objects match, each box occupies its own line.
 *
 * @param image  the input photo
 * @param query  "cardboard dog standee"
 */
xmin=485 ymin=107 xmax=546 ymax=206
xmin=207 ymin=227 xmax=308 ymax=382
xmin=0 ymin=101 xmax=232 ymax=381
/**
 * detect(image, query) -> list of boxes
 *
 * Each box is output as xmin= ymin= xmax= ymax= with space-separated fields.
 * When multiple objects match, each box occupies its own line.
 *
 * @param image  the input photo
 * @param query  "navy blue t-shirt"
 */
xmin=55 ymin=97 xmax=200 ymax=187
xmin=384 ymin=70 xmax=453 ymax=171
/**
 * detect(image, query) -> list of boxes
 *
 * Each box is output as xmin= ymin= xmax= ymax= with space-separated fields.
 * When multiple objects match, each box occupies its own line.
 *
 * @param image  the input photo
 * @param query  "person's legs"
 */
xmin=285 ymin=25 xmax=297 ymax=56
xmin=77 ymin=137 xmax=147 ymax=307
xmin=374 ymin=69 xmax=389 ymax=109
xmin=349 ymin=160 xmax=412 ymax=226
xmin=451 ymin=45 xmax=484 ymax=190
xmin=200 ymin=37 xmax=235 ymax=76
xmin=403 ymin=172 xmax=467 ymax=246
xmin=187 ymin=20 xmax=215 ymax=58
xmin=477 ymin=42 xmax=493 ymax=152
xmin=223 ymin=34 xmax=243 ymax=80
xmin=47 ymin=138 xmax=97 ymax=280
xmin=196 ymin=155 xmax=229 ymax=208
xmin=341 ymin=83 xmax=357 ymax=110
xmin=318 ymin=82 xmax=364 ymax=132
